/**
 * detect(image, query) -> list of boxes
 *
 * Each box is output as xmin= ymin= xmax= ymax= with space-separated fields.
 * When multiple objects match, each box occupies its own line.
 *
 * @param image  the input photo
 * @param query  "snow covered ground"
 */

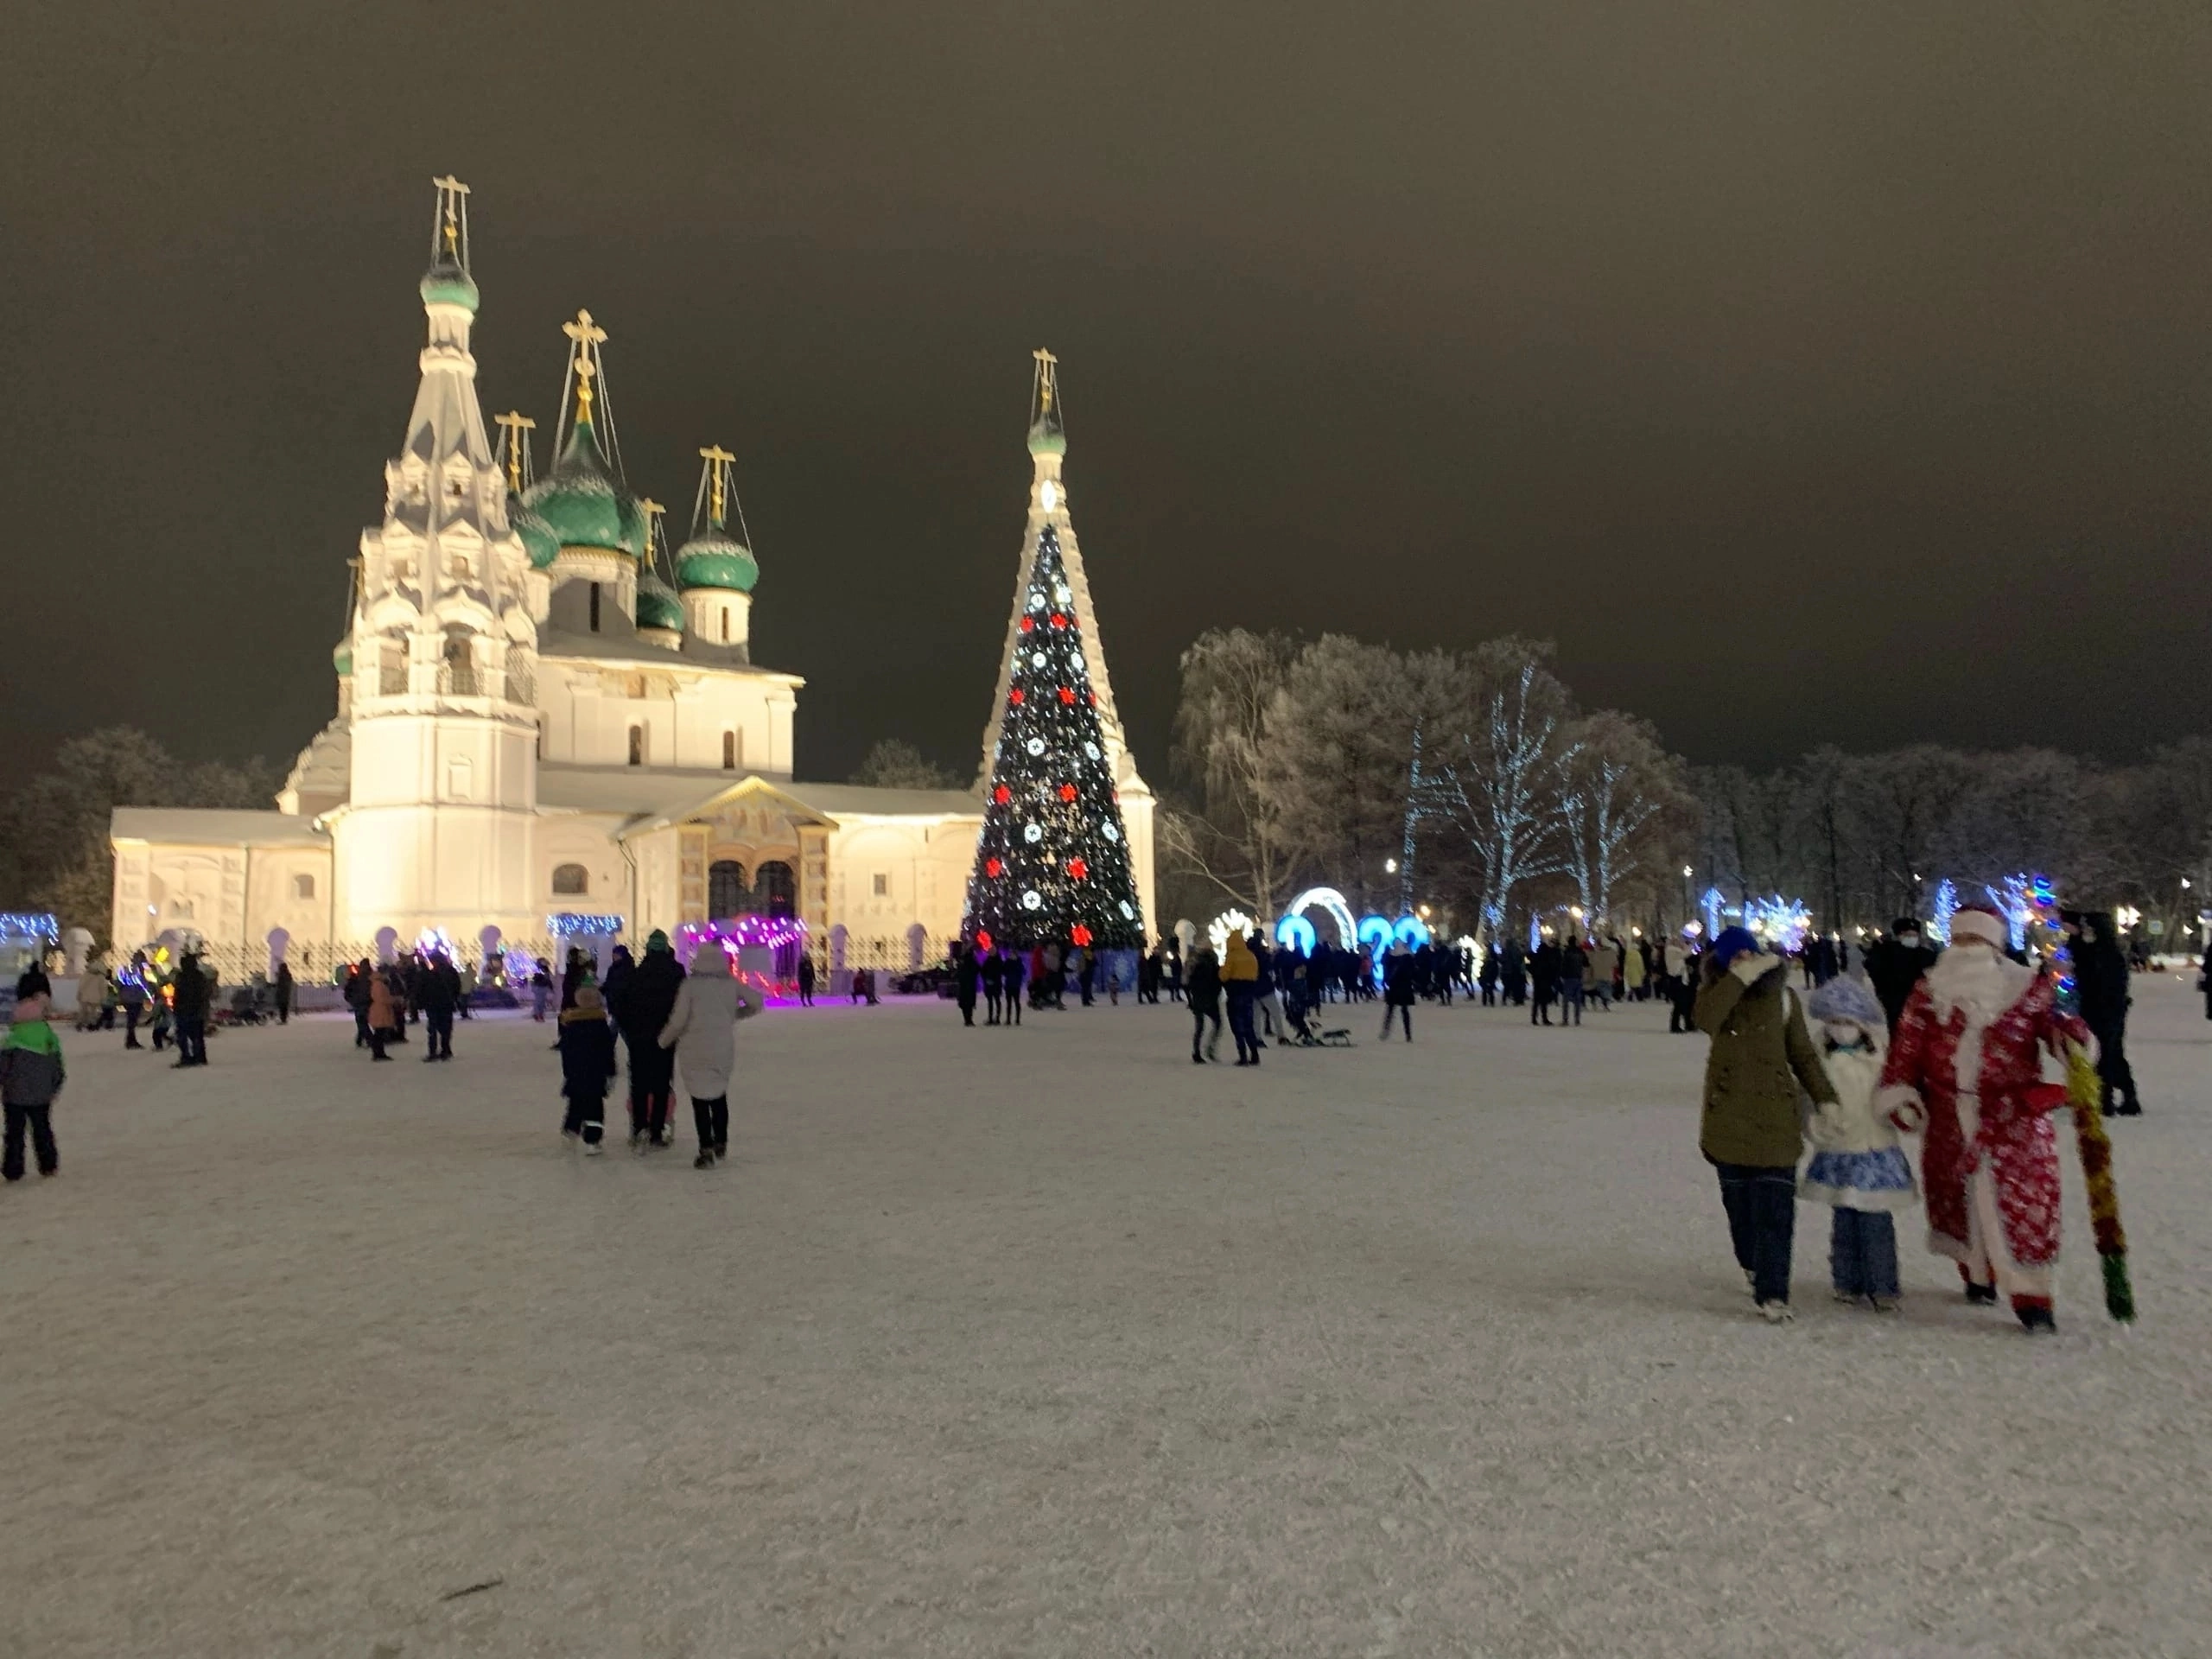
xmin=4 ymin=976 xmax=2209 ymax=1658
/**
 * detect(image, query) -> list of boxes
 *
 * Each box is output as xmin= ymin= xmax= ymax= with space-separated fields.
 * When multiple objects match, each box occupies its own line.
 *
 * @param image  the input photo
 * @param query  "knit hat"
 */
xmin=1708 ymin=925 xmax=1759 ymax=966
xmin=573 ymin=985 xmax=604 ymax=1011
xmin=645 ymin=929 xmax=671 ymax=953
xmin=1807 ymin=975 xmax=1884 ymax=1029
xmin=1948 ymin=905 xmax=2008 ymax=949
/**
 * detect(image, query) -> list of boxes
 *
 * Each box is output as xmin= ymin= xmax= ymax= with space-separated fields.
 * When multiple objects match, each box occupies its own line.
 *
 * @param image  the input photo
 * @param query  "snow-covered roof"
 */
xmin=111 ymin=809 xmax=330 ymax=848
xmin=537 ymin=626 xmax=800 ymax=683
xmin=782 ymin=783 xmax=982 ymax=819
xmin=534 ymin=768 xmax=982 ymax=836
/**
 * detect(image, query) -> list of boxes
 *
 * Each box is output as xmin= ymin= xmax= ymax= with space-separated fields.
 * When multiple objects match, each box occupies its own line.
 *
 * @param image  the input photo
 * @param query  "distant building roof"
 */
xmin=111 ymin=809 xmax=331 ymax=849
xmin=537 ymin=626 xmax=801 ymax=682
xmin=781 ymin=782 xmax=982 ymax=819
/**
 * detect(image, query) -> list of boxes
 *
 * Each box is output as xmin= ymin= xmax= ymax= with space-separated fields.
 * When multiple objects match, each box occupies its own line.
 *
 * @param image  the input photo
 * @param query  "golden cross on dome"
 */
xmin=1033 ymin=347 xmax=1057 ymax=414
xmin=700 ymin=444 xmax=735 ymax=522
xmin=563 ymin=310 xmax=608 ymax=423
xmin=493 ymin=411 xmax=535 ymax=493
xmin=639 ymin=497 xmax=665 ymax=557
xmin=431 ymin=175 xmax=470 ymax=256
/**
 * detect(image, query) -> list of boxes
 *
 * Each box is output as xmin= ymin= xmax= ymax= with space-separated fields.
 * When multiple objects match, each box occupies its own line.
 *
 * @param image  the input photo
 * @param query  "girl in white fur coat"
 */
xmin=658 ymin=944 xmax=764 ymax=1170
xmin=1799 ymin=976 xmax=1916 ymax=1309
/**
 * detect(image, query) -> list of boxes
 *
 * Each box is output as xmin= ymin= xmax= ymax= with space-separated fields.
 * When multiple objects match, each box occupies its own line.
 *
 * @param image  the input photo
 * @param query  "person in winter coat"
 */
xmin=981 ymin=947 xmax=1004 ymax=1024
xmin=1662 ymin=938 xmax=1694 ymax=1031
xmin=611 ymin=931 xmax=686 ymax=1149
xmin=1 ymin=988 xmax=66 ymax=1180
xmin=1221 ymin=932 xmax=1262 ymax=1065
xmin=530 ymin=958 xmax=553 ymax=1022
xmin=1380 ymin=940 xmax=1416 ymax=1040
xmin=1584 ymin=938 xmax=1616 ymax=1011
xmin=1529 ymin=940 xmax=1559 ymax=1025
xmin=796 ymin=951 xmax=817 ymax=1006
xmin=1478 ymin=944 xmax=1500 ymax=1006
xmin=658 ymin=944 xmax=766 ymax=1168
xmin=2065 ymin=911 xmax=2139 ymax=1116
xmin=954 ymin=941 xmax=982 ymax=1027
xmin=1877 ymin=904 xmax=2089 ymax=1334
xmin=272 ymin=959 xmax=294 ymax=1026
xmin=999 ymin=945 xmax=1026 ymax=1026
xmin=1862 ymin=918 xmax=1939 ymax=1034
xmin=1694 ymin=925 xmax=1838 ymax=1322
xmin=559 ymin=949 xmax=589 ymax=1014
xmin=417 ymin=952 xmax=461 ymax=1061
xmin=1558 ymin=938 xmax=1588 ymax=1026
xmin=365 ymin=969 xmax=398 ymax=1061
xmin=170 ymin=950 xmax=211 ymax=1068
xmin=1623 ymin=939 xmax=1648 ymax=1002
xmin=120 ymin=953 xmax=150 ymax=1049
xmin=558 ymin=985 xmax=619 ymax=1152
xmin=1186 ymin=942 xmax=1224 ymax=1063
xmin=1500 ymin=939 xmax=1527 ymax=1007
xmin=1798 ymin=976 xmax=1916 ymax=1309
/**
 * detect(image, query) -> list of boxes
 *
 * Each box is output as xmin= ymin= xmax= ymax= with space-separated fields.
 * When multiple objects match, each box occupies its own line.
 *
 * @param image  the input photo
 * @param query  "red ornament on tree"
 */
xmin=1058 ymin=783 xmax=1078 ymax=802
xmin=1058 ymin=686 xmax=1076 ymax=704
xmin=1067 ymin=857 xmax=1088 ymax=880
xmin=1018 ymin=615 xmax=1034 ymax=633
xmin=976 ymin=930 xmax=994 ymax=951
xmin=1049 ymin=612 xmax=1069 ymax=630
xmin=993 ymin=785 xmax=1011 ymax=804
xmin=1009 ymin=688 xmax=1025 ymax=705
xmin=985 ymin=857 xmax=1003 ymax=878
xmin=1070 ymin=925 xmax=1093 ymax=947
xmin=1085 ymin=690 xmax=1097 ymax=705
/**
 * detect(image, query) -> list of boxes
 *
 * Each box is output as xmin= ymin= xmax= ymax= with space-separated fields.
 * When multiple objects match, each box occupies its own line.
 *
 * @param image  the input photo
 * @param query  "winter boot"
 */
xmin=1756 ymin=1300 xmax=1795 ymax=1325
xmin=694 ymin=1150 xmax=717 ymax=1170
xmin=2015 ymin=1300 xmax=2056 ymax=1334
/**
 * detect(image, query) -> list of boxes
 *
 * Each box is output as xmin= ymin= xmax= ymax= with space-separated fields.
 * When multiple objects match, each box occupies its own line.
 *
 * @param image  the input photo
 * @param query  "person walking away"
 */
xmin=1559 ymin=938 xmax=1588 ymax=1027
xmin=1623 ymin=938 xmax=1647 ymax=1004
xmin=658 ymin=942 xmax=765 ymax=1167
xmin=120 ymin=953 xmax=150 ymax=1049
xmin=455 ymin=958 xmax=476 ymax=1020
xmin=1186 ymin=942 xmax=1223 ymax=1063
xmin=171 ymin=950 xmax=211 ymax=1068
xmin=981 ymin=946 xmax=1004 ymax=1025
xmin=1075 ymin=944 xmax=1096 ymax=1007
xmin=1221 ymin=931 xmax=1262 ymax=1065
xmin=1000 ymin=945 xmax=1026 ymax=1025
xmin=796 ymin=950 xmax=817 ymax=1007
xmin=954 ymin=940 xmax=982 ymax=1027
xmin=1251 ymin=934 xmax=1288 ymax=1045
xmin=558 ymin=985 xmax=618 ymax=1152
xmin=1584 ymin=937 xmax=1615 ymax=1012
xmin=1380 ymin=939 xmax=1415 ymax=1040
xmin=1862 ymin=918 xmax=1939 ymax=1035
xmin=2066 ymin=911 xmax=2139 ymax=1116
xmin=418 ymin=951 xmax=461 ymax=1060
xmin=1478 ymin=944 xmax=1499 ymax=1007
xmin=1501 ymin=939 xmax=1528 ymax=1007
xmin=1694 ymin=925 xmax=1837 ymax=1323
xmin=1529 ymin=939 xmax=1559 ymax=1026
xmin=1 ymin=984 xmax=65 ymax=1181
xmin=1876 ymin=904 xmax=2089 ymax=1333
xmin=1798 ymin=976 xmax=1915 ymax=1309
xmin=1165 ymin=939 xmax=1184 ymax=1003
xmin=273 ymin=958 xmax=294 ymax=1026
xmin=365 ymin=967 xmax=398 ymax=1061
xmin=612 ymin=931 xmax=686 ymax=1149
xmin=559 ymin=948 xmax=589 ymax=1014
xmin=531 ymin=958 xmax=553 ymax=1022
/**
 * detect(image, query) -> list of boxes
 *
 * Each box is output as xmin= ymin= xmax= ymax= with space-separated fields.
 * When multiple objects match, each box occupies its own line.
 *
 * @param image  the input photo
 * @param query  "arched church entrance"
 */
xmin=755 ymin=861 xmax=796 ymax=918
xmin=708 ymin=861 xmax=749 ymax=920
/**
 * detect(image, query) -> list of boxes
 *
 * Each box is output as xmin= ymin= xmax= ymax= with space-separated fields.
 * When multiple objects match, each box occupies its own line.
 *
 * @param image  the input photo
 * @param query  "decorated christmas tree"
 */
xmin=964 ymin=520 xmax=1143 ymax=950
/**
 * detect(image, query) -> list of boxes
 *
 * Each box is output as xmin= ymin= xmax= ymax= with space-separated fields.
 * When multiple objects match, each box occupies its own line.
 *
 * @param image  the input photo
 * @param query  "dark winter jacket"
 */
xmin=1530 ymin=944 xmax=1560 ymax=995
xmin=418 ymin=960 xmax=461 ymax=1013
xmin=1382 ymin=945 xmax=1417 ymax=1006
xmin=1693 ymin=954 xmax=1835 ymax=1167
xmin=1862 ymin=936 xmax=1939 ymax=1033
xmin=171 ymin=957 xmax=210 ymax=1020
xmin=0 ymin=1007 xmax=66 ymax=1107
xmin=558 ymin=1007 xmax=619 ymax=1099
xmin=612 ymin=949 xmax=685 ymax=1041
xmin=1186 ymin=949 xmax=1223 ymax=1014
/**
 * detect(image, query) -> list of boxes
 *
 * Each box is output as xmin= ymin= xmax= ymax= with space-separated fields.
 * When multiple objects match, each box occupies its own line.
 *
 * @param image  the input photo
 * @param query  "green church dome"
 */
xmin=1027 ymin=417 xmax=1065 ymax=457
xmin=519 ymin=420 xmax=639 ymax=558
xmin=675 ymin=525 xmax=758 ymax=594
xmin=635 ymin=571 xmax=685 ymax=633
xmin=333 ymin=641 xmax=353 ymax=677
xmin=418 ymin=263 xmax=480 ymax=315
xmin=509 ymin=500 xmax=561 ymax=570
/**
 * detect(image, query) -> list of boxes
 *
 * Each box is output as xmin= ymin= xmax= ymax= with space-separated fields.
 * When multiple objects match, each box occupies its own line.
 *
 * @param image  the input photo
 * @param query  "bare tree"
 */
xmin=1561 ymin=709 xmax=1689 ymax=925
xmin=1267 ymin=636 xmax=1421 ymax=915
xmin=1168 ymin=628 xmax=1298 ymax=917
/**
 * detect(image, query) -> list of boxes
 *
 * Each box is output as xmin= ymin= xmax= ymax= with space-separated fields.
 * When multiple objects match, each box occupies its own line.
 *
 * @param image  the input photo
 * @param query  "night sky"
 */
xmin=7 ymin=3 xmax=2209 ymax=788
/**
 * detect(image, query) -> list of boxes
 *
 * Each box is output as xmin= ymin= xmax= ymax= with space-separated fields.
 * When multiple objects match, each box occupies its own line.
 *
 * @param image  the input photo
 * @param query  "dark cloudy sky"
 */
xmin=5 ymin=3 xmax=2208 ymax=785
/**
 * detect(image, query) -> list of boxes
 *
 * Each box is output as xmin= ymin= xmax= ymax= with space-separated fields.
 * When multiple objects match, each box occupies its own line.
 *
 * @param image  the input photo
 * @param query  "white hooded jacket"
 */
xmin=657 ymin=946 xmax=764 ymax=1099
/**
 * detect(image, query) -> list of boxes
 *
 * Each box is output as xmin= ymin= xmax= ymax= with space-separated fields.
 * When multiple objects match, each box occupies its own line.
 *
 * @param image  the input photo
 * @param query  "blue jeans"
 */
xmin=1830 ymin=1208 xmax=1900 ymax=1299
xmin=1713 ymin=1161 xmax=1796 ymax=1305
xmin=1560 ymin=981 xmax=1584 ymax=1025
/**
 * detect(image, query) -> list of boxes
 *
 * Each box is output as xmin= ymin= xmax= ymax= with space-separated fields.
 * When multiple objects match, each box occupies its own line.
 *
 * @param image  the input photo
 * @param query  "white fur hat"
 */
xmin=1948 ymin=906 xmax=2008 ymax=949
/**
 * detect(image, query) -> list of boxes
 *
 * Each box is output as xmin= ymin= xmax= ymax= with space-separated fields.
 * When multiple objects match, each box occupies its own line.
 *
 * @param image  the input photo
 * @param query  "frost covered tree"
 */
xmin=849 ymin=739 xmax=958 ymax=791
xmin=1165 ymin=627 xmax=1298 ymax=918
xmin=1560 ymin=710 xmax=1689 ymax=925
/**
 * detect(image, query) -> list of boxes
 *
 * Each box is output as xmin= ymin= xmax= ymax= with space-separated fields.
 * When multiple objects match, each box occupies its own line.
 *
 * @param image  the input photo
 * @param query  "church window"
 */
xmin=379 ymin=639 xmax=407 ymax=696
xmin=721 ymin=730 xmax=738 ymax=770
xmin=552 ymin=863 xmax=589 ymax=896
xmin=442 ymin=631 xmax=478 ymax=696
xmin=872 ymin=873 xmax=889 ymax=898
xmin=720 ymin=607 xmax=729 ymax=643
xmin=755 ymin=861 xmax=797 ymax=919
xmin=708 ymin=861 xmax=748 ymax=920
xmin=293 ymin=874 xmax=315 ymax=900
xmin=589 ymin=582 xmax=601 ymax=632
xmin=627 ymin=725 xmax=645 ymax=766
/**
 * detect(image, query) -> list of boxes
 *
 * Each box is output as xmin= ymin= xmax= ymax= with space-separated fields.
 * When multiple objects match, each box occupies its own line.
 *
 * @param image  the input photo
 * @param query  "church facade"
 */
xmin=110 ymin=180 xmax=1154 ymax=972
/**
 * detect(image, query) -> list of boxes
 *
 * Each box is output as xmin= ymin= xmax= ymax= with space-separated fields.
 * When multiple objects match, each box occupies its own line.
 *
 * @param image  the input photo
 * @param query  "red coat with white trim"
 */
xmin=1876 ymin=967 xmax=2085 ymax=1268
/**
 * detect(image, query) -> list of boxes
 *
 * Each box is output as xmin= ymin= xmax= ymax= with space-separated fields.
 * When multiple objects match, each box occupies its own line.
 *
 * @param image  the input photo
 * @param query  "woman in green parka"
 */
xmin=1694 ymin=926 xmax=1836 ymax=1322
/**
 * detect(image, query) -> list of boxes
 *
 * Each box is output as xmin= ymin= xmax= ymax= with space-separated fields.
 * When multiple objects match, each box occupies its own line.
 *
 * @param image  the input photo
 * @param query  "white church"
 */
xmin=110 ymin=179 xmax=1154 ymax=972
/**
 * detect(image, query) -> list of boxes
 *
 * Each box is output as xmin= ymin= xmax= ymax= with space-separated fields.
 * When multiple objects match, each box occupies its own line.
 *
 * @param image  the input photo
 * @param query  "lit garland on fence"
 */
xmin=546 ymin=913 xmax=625 ymax=936
xmin=0 ymin=912 xmax=59 ymax=943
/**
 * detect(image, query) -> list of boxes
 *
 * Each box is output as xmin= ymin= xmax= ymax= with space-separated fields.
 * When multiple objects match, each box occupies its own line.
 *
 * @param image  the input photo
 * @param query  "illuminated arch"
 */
xmin=1279 ymin=887 xmax=1357 ymax=953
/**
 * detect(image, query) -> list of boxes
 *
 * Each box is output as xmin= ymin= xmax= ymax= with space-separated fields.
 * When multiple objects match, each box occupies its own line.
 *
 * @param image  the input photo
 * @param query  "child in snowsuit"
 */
xmin=1798 ymin=976 xmax=1916 ymax=1309
xmin=1 ymin=988 xmax=67 ymax=1180
xmin=558 ymin=985 xmax=619 ymax=1152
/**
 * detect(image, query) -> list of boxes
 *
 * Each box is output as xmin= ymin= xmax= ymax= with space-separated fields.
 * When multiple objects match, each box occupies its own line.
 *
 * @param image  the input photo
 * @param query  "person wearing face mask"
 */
xmin=1876 ymin=904 xmax=2089 ymax=1334
xmin=1797 ymin=976 xmax=1916 ymax=1310
xmin=1862 ymin=917 xmax=1940 ymax=1034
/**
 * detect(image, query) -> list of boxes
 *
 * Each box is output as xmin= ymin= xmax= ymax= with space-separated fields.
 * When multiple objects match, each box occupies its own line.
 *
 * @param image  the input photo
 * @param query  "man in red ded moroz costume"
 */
xmin=1876 ymin=902 xmax=2088 ymax=1333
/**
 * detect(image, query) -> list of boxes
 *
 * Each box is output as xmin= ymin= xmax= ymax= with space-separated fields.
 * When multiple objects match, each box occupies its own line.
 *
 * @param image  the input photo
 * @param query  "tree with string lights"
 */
xmin=964 ymin=523 xmax=1143 ymax=950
